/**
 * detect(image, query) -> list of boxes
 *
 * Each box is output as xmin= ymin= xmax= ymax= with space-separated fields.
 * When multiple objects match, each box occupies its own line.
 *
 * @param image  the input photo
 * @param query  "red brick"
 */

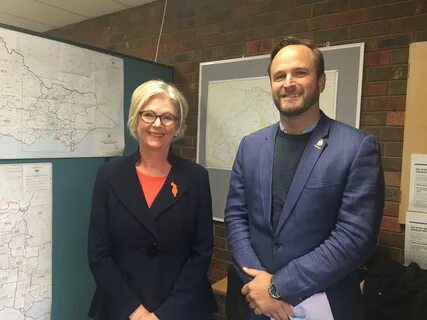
xmin=415 ymin=30 xmax=427 ymax=41
xmin=308 ymin=16 xmax=330 ymax=31
xmin=245 ymin=38 xmax=275 ymax=55
xmin=379 ymin=230 xmax=404 ymax=249
xmin=175 ymin=61 xmax=199 ymax=73
xmin=365 ymin=65 xmax=408 ymax=81
xmin=213 ymin=248 xmax=232 ymax=261
xmin=162 ymin=30 xmax=196 ymax=43
xmin=415 ymin=0 xmax=427 ymax=14
xmin=380 ymin=230 xmax=405 ymax=249
xmin=368 ymin=35 xmax=411 ymax=51
xmin=388 ymin=80 xmax=407 ymax=95
xmin=329 ymin=9 xmax=370 ymax=27
xmin=349 ymin=21 xmax=390 ymax=38
xmin=384 ymin=201 xmax=400 ymax=217
xmin=381 ymin=216 xmax=402 ymax=232
xmin=173 ymin=51 xmax=198 ymax=63
xmin=210 ymin=258 xmax=230 ymax=272
xmin=313 ymin=28 xmax=349 ymax=44
xmin=384 ymin=142 xmax=403 ymax=157
xmin=212 ymin=44 xmax=245 ymax=58
xmin=390 ymin=48 xmax=409 ymax=64
xmin=214 ymin=222 xmax=226 ymax=238
xmin=196 ymin=24 xmax=222 ymax=38
xmin=360 ymin=112 xmax=387 ymax=126
xmin=173 ymin=136 xmax=194 ymax=147
xmin=233 ymin=2 xmax=268 ymax=18
xmin=362 ymin=82 xmax=388 ymax=96
xmin=349 ymin=0 xmax=389 ymax=9
xmin=386 ymin=111 xmax=405 ymax=126
xmin=385 ymin=186 xmax=400 ymax=202
xmin=268 ymin=6 xmax=312 ymax=24
xmin=391 ymin=15 xmax=427 ymax=33
xmin=180 ymin=146 xmax=196 ymax=159
xmin=208 ymin=268 xmax=227 ymax=282
xmin=313 ymin=0 xmax=349 ymax=16
xmin=214 ymin=236 xmax=227 ymax=250
xmin=364 ymin=96 xmax=406 ymax=111
xmin=381 ymin=157 xmax=402 ymax=172
xmin=162 ymin=42 xmax=184 ymax=54
xmin=364 ymin=51 xmax=390 ymax=67
xmin=384 ymin=171 xmax=401 ymax=188
xmin=370 ymin=2 xmax=416 ymax=21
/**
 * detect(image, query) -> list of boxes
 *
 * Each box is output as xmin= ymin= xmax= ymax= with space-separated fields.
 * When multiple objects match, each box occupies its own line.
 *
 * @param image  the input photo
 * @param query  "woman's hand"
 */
xmin=145 ymin=313 xmax=159 ymax=320
xmin=129 ymin=305 xmax=149 ymax=320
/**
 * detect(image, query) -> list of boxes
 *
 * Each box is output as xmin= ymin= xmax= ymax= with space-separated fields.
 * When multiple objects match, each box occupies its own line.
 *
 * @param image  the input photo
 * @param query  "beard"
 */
xmin=273 ymin=90 xmax=320 ymax=117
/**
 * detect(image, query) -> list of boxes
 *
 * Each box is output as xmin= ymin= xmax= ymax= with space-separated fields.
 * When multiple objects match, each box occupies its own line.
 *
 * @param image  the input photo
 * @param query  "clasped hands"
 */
xmin=129 ymin=305 xmax=159 ymax=320
xmin=241 ymin=267 xmax=294 ymax=320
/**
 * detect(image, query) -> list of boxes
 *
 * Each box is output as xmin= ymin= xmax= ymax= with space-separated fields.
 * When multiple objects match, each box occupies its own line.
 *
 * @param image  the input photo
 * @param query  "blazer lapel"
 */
xmin=110 ymin=152 xmax=158 ymax=238
xmin=275 ymin=115 xmax=331 ymax=234
xmin=149 ymin=155 xmax=188 ymax=218
xmin=259 ymin=124 xmax=279 ymax=232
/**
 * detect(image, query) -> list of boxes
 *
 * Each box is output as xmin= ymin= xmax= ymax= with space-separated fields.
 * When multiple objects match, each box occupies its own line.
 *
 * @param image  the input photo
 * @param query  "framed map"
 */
xmin=0 ymin=25 xmax=124 ymax=159
xmin=197 ymin=43 xmax=364 ymax=221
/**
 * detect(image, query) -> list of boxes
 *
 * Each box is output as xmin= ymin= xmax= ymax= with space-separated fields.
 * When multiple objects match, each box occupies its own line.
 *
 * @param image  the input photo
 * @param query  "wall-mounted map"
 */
xmin=0 ymin=163 xmax=52 ymax=319
xmin=0 ymin=27 xmax=124 ymax=159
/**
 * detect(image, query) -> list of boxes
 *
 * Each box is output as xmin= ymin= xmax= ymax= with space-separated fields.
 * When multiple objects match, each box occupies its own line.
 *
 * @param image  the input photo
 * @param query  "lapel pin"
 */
xmin=171 ymin=182 xmax=178 ymax=198
xmin=314 ymin=139 xmax=324 ymax=149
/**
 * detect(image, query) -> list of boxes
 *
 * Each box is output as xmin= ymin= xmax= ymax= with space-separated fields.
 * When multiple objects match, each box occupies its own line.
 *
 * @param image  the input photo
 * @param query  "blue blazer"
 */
xmin=88 ymin=152 xmax=217 ymax=320
xmin=225 ymin=114 xmax=384 ymax=320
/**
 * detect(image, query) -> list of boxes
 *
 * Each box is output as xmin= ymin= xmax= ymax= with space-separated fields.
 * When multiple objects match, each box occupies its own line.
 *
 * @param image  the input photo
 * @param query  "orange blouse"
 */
xmin=136 ymin=169 xmax=167 ymax=208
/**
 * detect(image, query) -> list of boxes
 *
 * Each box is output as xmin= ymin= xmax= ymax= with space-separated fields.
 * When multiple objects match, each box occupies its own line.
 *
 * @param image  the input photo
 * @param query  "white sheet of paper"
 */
xmin=408 ymin=154 xmax=427 ymax=213
xmin=270 ymin=292 xmax=334 ymax=320
xmin=405 ymin=211 xmax=427 ymax=268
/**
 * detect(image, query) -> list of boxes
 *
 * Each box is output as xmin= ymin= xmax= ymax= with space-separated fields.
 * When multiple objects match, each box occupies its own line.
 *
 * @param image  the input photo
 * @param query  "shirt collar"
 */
xmin=279 ymin=118 xmax=319 ymax=134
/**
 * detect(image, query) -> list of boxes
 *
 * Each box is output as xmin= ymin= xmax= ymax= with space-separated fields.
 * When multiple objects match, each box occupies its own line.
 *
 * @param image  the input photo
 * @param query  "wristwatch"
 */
xmin=268 ymin=282 xmax=281 ymax=299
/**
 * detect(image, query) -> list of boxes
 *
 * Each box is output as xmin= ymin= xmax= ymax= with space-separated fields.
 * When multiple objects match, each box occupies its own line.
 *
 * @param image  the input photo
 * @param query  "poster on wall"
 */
xmin=0 ymin=26 xmax=124 ymax=159
xmin=405 ymin=154 xmax=427 ymax=268
xmin=0 ymin=163 xmax=52 ymax=319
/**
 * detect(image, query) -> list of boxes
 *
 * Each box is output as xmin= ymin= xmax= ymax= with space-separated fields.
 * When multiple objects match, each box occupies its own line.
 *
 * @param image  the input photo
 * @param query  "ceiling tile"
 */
xmin=35 ymin=0 xmax=128 ymax=18
xmin=0 ymin=0 xmax=160 ymax=32
xmin=0 ymin=13 xmax=54 ymax=32
xmin=114 ymin=0 xmax=158 ymax=7
xmin=0 ymin=0 xmax=85 ymax=28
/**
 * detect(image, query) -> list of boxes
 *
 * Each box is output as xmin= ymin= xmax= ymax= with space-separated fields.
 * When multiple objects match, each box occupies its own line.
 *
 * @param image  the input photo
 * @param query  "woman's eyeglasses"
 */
xmin=139 ymin=111 xmax=177 ymax=127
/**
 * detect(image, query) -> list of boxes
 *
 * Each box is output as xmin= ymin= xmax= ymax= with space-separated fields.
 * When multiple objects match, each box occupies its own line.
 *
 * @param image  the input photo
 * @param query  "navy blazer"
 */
xmin=88 ymin=152 xmax=217 ymax=320
xmin=225 ymin=114 xmax=384 ymax=320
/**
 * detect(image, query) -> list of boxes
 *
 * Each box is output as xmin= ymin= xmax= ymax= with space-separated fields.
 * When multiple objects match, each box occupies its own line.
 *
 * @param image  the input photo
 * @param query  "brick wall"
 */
xmin=48 ymin=0 xmax=427 ymax=318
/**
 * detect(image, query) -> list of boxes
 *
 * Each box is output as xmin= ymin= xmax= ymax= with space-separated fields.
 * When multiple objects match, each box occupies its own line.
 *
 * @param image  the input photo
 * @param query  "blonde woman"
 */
xmin=88 ymin=80 xmax=217 ymax=320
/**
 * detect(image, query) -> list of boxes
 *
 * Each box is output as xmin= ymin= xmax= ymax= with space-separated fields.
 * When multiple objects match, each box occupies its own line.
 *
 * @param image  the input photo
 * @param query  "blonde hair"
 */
xmin=127 ymin=80 xmax=188 ymax=140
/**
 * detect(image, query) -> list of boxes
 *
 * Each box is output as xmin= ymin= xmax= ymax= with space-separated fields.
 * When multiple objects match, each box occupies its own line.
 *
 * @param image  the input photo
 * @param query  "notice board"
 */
xmin=399 ymin=41 xmax=427 ymax=223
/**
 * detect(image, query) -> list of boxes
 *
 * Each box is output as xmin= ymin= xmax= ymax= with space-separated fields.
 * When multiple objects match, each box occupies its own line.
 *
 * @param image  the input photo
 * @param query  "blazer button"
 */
xmin=147 ymin=243 xmax=159 ymax=257
xmin=273 ymin=242 xmax=280 ymax=249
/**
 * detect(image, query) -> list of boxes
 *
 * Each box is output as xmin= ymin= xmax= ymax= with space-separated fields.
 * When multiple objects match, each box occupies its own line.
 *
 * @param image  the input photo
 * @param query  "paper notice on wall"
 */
xmin=404 ymin=211 xmax=427 ymax=268
xmin=408 ymin=154 xmax=427 ymax=213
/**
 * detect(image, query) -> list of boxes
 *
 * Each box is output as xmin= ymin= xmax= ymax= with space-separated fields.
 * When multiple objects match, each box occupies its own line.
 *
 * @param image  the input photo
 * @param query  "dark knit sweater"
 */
xmin=271 ymin=129 xmax=312 ymax=231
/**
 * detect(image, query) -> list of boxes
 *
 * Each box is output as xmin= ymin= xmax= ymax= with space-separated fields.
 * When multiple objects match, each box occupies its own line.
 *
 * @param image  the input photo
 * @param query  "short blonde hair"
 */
xmin=127 ymin=80 xmax=188 ymax=140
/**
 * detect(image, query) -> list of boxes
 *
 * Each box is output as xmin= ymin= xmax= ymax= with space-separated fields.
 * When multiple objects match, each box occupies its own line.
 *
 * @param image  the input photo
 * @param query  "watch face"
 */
xmin=269 ymin=283 xmax=281 ymax=299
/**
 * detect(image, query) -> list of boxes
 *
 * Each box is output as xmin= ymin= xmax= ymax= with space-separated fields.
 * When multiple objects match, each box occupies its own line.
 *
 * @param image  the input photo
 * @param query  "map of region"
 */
xmin=0 ymin=163 xmax=52 ymax=320
xmin=206 ymin=77 xmax=279 ymax=170
xmin=0 ymin=27 xmax=124 ymax=159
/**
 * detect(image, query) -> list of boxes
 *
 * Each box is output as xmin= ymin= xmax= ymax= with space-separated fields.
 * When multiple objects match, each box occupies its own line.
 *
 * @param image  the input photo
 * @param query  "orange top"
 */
xmin=136 ymin=169 xmax=167 ymax=208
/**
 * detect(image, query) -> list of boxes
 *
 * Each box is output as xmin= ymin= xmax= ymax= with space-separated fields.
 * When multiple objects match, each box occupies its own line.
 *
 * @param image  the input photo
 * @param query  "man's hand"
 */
xmin=242 ymin=267 xmax=294 ymax=320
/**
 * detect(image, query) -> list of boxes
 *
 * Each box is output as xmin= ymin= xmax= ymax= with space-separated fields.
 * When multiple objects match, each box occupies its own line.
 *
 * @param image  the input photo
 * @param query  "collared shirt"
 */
xmin=279 ymin=118 xmax=319 ymax=134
